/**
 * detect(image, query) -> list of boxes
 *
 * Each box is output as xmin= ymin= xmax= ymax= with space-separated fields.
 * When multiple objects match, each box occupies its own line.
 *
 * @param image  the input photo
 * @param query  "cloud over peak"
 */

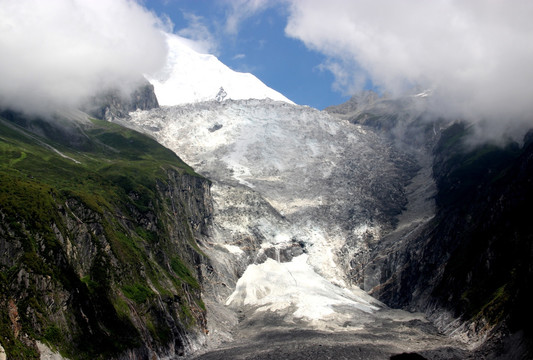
xmin=0 ymin=0 xmax=168 ymax=116
xmin=283 ymin=0 xmax=533 ymax=140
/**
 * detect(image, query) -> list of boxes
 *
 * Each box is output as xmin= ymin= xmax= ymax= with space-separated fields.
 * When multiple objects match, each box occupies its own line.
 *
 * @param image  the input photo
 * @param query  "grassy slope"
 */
xmin=0 ymin=113 xmax=207 ymax=359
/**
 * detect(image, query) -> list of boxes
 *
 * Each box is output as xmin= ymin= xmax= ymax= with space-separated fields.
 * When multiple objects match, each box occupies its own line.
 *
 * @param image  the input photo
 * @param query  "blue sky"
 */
xmin=143 ymin=0 xmax=351 ymax=109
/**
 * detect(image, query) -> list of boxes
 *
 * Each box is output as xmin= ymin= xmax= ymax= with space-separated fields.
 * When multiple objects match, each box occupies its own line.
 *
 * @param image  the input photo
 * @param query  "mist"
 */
xmin=0 ymin=0 xmax=168 ymax=117
xmin=283 ymin=0 xmax=533 ymax=143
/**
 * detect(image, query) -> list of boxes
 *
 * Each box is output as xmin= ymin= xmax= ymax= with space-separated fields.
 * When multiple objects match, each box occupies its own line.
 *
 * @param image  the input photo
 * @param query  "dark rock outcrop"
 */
xmin=85 ymin=79 xmax=159 ymax=121
xmin=363 ymin=122 xmax=532 ymax=358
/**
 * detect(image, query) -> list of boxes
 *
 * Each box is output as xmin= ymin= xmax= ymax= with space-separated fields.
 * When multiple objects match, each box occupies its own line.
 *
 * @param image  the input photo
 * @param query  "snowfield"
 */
xmin=146 ymin=34 xmax=293 ymax=106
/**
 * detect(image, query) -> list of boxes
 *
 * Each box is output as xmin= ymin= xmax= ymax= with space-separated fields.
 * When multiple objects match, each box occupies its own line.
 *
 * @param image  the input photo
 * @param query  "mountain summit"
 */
xmin=147 ymin=34 xmax=293 ymax=106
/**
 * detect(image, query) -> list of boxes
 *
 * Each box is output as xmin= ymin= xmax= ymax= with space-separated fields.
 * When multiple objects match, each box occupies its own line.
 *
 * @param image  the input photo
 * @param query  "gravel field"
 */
xmin=192 ymin=309 xmax=471 ymax=360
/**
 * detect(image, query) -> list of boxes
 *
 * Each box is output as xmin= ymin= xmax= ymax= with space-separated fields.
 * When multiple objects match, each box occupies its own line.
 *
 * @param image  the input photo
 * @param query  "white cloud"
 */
xmin=177 ymin=12 xmax=219 ymax=55
xmin=284 ymin=0 xmax=533 ymax=140
xmin=223 ymin=0 xmax=279 ymax=34
xmin=0 ymin=0 xmax=168 ymax=116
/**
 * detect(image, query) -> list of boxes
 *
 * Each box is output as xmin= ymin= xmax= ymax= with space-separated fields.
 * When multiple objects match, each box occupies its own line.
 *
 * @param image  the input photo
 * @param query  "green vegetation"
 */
xmin=0 ymin=112 xmax=207 ymax=359
xmin=476 ymin=285 xmax=510 ymax=325
xmin=145 ymin=315 xmax=172 ymax=344
xmin=111 ymin=296 xmax=131 ymax=320
xmin=0 ymin=308 xmax=40 ymax=359
xmin=43 ymin=324 xmax=63 ymax=345
xmin=122 ymin=283 xmax=154 ymax=304
xmin=171 ymin=256 xmax=200 ymax=289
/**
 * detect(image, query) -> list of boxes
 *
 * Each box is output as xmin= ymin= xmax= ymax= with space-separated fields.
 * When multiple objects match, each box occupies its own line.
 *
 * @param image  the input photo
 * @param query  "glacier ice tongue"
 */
xmin=225 ymin=254 xmax=382 ymax=329
xmin=121 ymin=88 xmax=473 ymax=358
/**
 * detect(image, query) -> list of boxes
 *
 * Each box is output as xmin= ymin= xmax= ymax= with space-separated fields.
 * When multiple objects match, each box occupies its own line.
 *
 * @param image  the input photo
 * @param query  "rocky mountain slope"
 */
xmin=83 ymin=79 xmax=160 ymax=122
xmin=364 ymin=124 xmax=533 ymax=357
xmin=0 ymin=108 xmax=212 ymax=359
xmin=326 ymin=93 xmax=533 ymax=358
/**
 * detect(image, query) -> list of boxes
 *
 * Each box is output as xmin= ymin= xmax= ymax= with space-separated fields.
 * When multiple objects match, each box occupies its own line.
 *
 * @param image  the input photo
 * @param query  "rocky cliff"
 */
xmin=0 ymin=109 xmax=212 ymax=359
xmin=84 ymin=80 xmax=160 ymax=122
xmin=372 ymin=124 xmax=533 ymax=357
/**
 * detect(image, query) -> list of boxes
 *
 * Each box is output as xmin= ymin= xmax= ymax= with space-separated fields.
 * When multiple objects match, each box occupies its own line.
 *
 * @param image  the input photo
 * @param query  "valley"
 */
xmin=123 ymin=98 xmax=471 ymax=359
xmin=1 ymin=12 xmax=531 ymax=358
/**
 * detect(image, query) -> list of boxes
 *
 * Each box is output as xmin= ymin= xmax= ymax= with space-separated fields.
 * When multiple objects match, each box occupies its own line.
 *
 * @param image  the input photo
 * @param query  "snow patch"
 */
xmin=223 ymin=244 xmax=245 ymax=255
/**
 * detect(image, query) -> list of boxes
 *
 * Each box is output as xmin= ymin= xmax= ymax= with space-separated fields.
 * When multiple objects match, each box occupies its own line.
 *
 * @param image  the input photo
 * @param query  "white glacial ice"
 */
xmin=226 ymin=255 xmax=381 ymax=327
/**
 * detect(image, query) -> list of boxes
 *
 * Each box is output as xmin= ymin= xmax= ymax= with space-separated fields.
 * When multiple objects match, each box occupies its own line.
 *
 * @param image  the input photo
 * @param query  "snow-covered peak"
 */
xmin=146 ymin=33 xmax=293 ymax=106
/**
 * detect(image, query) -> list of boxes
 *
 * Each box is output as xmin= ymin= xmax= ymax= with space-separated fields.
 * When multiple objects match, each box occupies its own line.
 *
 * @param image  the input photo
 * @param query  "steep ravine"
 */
xmin=364 ymin=124 xmax=533 ymax=358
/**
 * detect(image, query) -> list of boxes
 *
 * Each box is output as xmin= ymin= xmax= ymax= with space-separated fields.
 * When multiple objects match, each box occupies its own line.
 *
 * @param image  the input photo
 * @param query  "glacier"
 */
xmin=225 ymin=254 xmax=381 ymax=327
xmin=120 ymin=97 xmax=472 ymax=358
xmin=127 ymin=102 xmax=423 ymax=317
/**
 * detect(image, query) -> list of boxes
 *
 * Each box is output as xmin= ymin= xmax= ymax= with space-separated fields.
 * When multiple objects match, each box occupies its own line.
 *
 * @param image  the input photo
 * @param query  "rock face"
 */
xmin=371 ymin=125 xmax=533 ymax=351
xmin=0 ymin=111 xmax=212 ymax=359
xmin=84 ymin=79 xmax=159 ymax=121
